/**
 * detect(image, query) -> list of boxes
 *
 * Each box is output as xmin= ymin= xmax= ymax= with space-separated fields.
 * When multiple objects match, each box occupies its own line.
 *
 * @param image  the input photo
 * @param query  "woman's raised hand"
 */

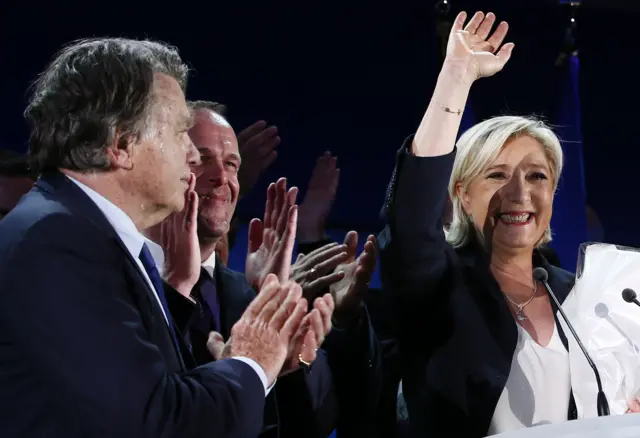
xmin=445 ymin=11 xmax=515 ymax=83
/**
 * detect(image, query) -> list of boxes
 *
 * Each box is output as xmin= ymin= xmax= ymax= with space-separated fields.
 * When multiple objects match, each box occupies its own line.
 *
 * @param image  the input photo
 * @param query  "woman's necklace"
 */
xmin=504 ymin=279 xmax=538 ymax=321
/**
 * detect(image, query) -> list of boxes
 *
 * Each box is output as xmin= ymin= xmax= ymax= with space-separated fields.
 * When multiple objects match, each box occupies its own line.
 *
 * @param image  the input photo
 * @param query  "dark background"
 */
xmin=1 ymin=1 xmax=637 ymax=266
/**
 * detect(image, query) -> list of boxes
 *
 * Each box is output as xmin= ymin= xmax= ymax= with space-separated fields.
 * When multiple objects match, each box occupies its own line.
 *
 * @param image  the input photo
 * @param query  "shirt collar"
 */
xmin=202 ymin=250 xmax=217 ymax=278
xmin=144 ymin=237 xmax=166 ymax=276
xmin=142 ymin=236 xmax=217 ymax=279
xmin=67 ymin=176 xmax=145 ymax=260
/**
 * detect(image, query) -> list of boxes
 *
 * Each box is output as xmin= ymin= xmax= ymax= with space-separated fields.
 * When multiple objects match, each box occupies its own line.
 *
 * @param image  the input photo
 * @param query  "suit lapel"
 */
xmin=457 ymin=244 xmax=519 ymax=360
xmin=36 ymin=171 xmax=186 ymax=370
xmin=214 ymin=261 xmax=254 ymax=340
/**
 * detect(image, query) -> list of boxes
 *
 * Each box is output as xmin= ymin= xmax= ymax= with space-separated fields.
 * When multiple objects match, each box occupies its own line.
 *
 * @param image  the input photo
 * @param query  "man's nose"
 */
xmin=186 ymin=139 xmax=201 ymax=167
xmin=198 ymin=159 xmax=228 ymax=187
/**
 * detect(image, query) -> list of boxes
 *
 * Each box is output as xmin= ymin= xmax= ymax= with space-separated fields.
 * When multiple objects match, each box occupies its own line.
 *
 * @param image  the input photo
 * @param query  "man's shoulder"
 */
xmin=0 ymin=190 xmax=71 ymax=246
xmin=216 ymin=263 xmax=256 ymax=297
xmin=0 ymin=191 xmax=113 ymax=266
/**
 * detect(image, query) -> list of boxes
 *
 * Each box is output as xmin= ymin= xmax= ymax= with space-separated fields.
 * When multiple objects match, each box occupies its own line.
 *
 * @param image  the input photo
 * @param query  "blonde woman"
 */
xmin=379 ymin=11 xmax=639 ymax=437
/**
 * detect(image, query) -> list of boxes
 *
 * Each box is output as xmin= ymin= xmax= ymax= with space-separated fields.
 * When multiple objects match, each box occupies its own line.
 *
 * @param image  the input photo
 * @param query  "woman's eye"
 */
xmin=530 ymin=172 xmax=548 ymax=180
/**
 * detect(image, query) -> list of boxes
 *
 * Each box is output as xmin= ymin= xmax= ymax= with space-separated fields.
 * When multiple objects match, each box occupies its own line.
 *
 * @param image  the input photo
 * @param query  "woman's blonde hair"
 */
xmin=445 ymin=115 xmax=564 ymax=248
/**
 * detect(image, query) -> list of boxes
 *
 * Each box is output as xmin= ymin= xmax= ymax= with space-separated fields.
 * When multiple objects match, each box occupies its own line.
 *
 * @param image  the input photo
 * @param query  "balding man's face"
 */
xmin=0 ymin=176 xmax=33 ymax=219
xmin=189 ymin=109 xmax=241 ymax=241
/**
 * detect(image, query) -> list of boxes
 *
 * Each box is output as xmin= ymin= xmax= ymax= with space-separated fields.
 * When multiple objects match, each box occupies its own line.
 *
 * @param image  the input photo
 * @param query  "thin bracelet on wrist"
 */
xmin=438 ymin=104 xmax=463 ymax=116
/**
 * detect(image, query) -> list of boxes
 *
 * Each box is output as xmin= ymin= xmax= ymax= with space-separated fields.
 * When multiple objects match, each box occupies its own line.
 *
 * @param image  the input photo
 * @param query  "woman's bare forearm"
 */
xmin=412 ymin=61 xmax=474 ymax=158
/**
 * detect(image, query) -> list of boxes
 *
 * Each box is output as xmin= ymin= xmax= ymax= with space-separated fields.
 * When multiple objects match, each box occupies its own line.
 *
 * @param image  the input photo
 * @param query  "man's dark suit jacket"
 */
xmin=170 ymin=244 xmax=383 ymax=438
xmin=0 ymin=171 xmax=266 ymax=438
xmin=377 ymin=138 xmax=577 ymax=438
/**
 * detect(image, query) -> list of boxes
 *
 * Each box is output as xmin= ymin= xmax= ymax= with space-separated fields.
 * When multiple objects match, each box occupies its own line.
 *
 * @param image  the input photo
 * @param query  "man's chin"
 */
xmin=197 ymin=218 xmax=229 ymax=240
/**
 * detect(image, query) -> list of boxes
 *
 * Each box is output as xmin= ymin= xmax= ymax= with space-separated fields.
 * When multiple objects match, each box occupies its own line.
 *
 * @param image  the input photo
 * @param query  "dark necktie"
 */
xmin=197 ymin=267 xmax=221 ymax=333
xmin=189 ymin=267 xmax=221 ymax=364
xmin=138 ymin=243 xmax=180 ymax=351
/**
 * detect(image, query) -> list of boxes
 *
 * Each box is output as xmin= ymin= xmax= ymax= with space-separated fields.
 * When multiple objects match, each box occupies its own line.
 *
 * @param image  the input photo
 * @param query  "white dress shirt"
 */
xmin=487 ymin=323 xmax=571 ymax=436
xmin=68 ymin=177 xmax=169 ymax=324
xmin=144 ymin=238 xmax=273 ymax=395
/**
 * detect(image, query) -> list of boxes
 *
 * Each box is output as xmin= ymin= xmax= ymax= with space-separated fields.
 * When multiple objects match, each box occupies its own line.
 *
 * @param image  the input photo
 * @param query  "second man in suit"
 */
xmin=145 ymin=100 xmax=382 ymax=437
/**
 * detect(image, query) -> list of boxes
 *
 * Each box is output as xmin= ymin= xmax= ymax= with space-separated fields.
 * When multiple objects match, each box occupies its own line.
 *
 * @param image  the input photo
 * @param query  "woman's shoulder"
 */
xmin=546 ymin=264 xmax=576 ymax=302
xmin=548 ymin=264 xmax=576 ymax=283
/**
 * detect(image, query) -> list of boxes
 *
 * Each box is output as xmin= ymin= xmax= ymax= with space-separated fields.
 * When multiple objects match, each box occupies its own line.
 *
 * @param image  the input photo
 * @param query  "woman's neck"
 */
xmin=490 ymin=248 xmax=536 ymax=297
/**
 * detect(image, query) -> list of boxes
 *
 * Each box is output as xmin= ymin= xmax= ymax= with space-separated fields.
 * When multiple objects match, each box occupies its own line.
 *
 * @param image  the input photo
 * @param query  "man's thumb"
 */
xmin=247 ymin=218 xmax=264 ymax=254
xmin=206 ymin=331 xmax=225 ymax=360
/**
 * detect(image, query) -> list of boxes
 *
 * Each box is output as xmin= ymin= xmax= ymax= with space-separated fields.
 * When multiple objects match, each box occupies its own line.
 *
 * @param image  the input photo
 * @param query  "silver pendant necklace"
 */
xmin=504 ymin=279 xmax=538 ymax=321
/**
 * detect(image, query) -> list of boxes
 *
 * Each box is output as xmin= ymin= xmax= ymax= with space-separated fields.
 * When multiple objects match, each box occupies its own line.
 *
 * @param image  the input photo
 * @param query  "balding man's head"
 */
xmin=187 ymin=102 xmax=241 ymax=243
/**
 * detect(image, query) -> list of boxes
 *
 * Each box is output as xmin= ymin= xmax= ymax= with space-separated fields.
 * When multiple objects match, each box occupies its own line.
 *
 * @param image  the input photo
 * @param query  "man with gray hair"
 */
xmin=0 ymin=38 xmax=308 ymax=437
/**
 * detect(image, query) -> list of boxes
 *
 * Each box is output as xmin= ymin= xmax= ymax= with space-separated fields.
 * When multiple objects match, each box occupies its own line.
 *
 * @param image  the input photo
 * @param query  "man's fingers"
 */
xmin=247 ymin=218 xmax=264 ymax=254
xmin=271 ymin=178 xmax=287 ymax=233
xmin=244 ymin=126 xmax=280 ymax=153
xmin=287 ymin=186 xmax=299 ymax=206
xmin=300 ymin=242 xmax=339 ymax=261
xmin=206 ymin=331 xmax=225 ymax=360
xmin=306 ymin=271 xmax=346 ymax=296
xmin=275 ymin=185 xmax=297 ymax=237
xmin=273 ymin=177 xmax=287 ymax=213
xmin=360 ymin=239 xmax=378 ymax=272
xmin=323 ymin=292 xmax=335 ymax=313
xmin=244 ymin=274 xmax=280 ymax=318
xmin=187 ymin=191 xmax=199 ymax=234
xmin=313 ymin=294 xmax=334 ymax=336
xmin=343 ymin=230 xmax=358 ymax=259
xmin=263 ymin=182 xmax=276 ymax=229
xmin=257 ymin=296 xmax=282 ymax=323
xmin=307 ymin=309 xmax=326 ymax=346
xmin=298 ymin=329 xmax=318 ymax=364
xmin=302 ymin=243 xmax=346 ymax=268
xmin=312 ymin=251 xmax=349 ymax=274
xmin=237 ymin=120 xmax=268 ymax=146
xmin=268 ymin=283 xmax=303 ymax=331
xmin=280 ymin=298 xmax=308 ymax=341
xmin=366 ymin=234 xmax=378 ymax=257
xmin=278 ymin=206 xmax=298 ymax=275
xmin=308 ymin=153 xmax=331 ymax=188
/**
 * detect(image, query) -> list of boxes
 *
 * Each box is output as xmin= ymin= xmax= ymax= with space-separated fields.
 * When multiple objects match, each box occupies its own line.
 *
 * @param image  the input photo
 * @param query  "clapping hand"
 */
xmin=291 ymin=243 xmax=349 ymax=301
xmin=237 ymin=121 xmax=280 ymax=197
xmin=245 ymin=178 xmax=298 ymax=290
xmin=161 ymin=173 xmax=201 ymax=297
xmin=281 ymin=292 xmax=334 ymax=375
xmin=329 ymin=232 xmax=377 ymax=328
xmin=446 ymin=11 xmax=515 ymax=83
xmin=297 ymin=151 xmax=340 ymax=243
xmin=206 ymin=274 xmax=308 ymax=386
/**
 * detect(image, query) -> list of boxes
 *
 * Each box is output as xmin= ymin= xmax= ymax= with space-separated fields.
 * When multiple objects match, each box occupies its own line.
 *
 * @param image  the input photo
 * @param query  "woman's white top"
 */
xmin=487 ymin=323 xmax=571 ymax=436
